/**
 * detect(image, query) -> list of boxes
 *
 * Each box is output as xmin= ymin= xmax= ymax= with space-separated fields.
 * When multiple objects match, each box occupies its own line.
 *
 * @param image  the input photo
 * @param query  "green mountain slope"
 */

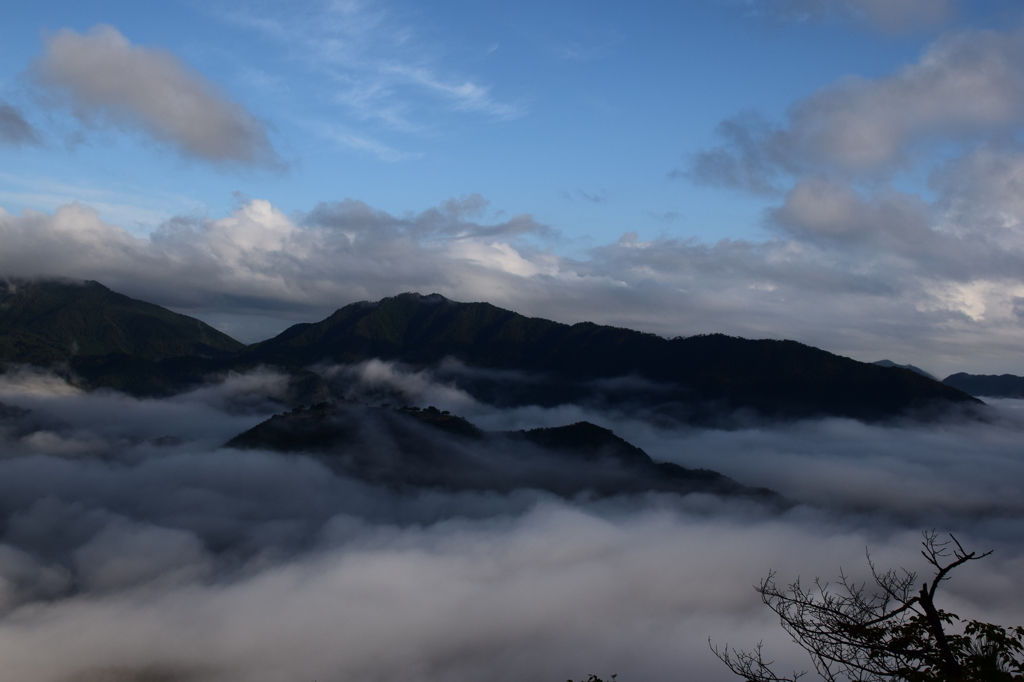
xmin=246 ymin=293 xmax=979 ymax=420
xmin=0 ymin=284 xmax=982 ymax=418
xmin=226 ymin=402 xmax=784 ymax=502
xmin=943 ymin=372 xmax=1024 ymax=398
xmin=0 ymin=279 xmax=245 ymax=365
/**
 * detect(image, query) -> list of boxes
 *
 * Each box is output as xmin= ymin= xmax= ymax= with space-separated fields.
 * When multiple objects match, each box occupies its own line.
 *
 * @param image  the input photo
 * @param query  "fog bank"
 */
xmin=0 ymin=367 xmax=1019 ymax=682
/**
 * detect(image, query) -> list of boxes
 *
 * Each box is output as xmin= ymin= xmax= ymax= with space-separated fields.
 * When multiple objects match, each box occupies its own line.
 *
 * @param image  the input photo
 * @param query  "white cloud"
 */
xmin=222 ymin=0 xmax=524 ymax=131
xmin=687 ymin=26 xmax=1024 ymax=188
xmin=33 ymin=25 xmax=280 ymax=168
xmin=5 ymin=186 xmax=1024 ymax=375
xmin=313 ymin=123 xmax=422 ymax=162
xmin=665 ymin=22 xmax=1024 ymax=375
xmin=0 ymin=172 xmax=199 ymax=232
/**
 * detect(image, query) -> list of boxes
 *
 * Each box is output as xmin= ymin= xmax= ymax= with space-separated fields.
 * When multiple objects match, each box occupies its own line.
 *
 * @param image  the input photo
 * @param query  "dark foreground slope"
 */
xmin=0 ymin=279 xmax=244 ymax=364
xmin=246 ymin=293 xmax=978 ymax=420
xmin=944 ymin=373 xmax=1024 ymax=398
xmin=0 ymin=279 xmax=247 ymax=394
xmin=227 ymin=402 xmax=782 ymax=503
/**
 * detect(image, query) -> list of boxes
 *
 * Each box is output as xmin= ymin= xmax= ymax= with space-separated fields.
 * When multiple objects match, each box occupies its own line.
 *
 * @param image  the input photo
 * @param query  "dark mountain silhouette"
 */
xmin=943 ymin=372 xmax=1024 ymax=398
xmin=0 ymin=279 xmax=247 ymax=395
xmin=226 ymin=402 xmax=782 ymax=503
xmin=243 ymin=293 xmax=979 ymax=420
xmin=873 ymin=359 xmax=937 ymax=381
xmin=0 ymin=283 xmax=981 ymax=419
xmin=0 ymin=279 xmax=244 ymax=365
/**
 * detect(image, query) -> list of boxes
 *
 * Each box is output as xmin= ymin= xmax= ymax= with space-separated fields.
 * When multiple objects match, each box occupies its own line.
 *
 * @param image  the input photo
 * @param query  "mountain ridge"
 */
xmin=242 ymin=292 xmax=979 ymax=420
xmin=873 ymin=359 xmax=937 ymax=381
xmin=943 ymin=372 xmax=1024 ymax=398
xmin=0 ymin=282 xmax=983 ymax=421
xmin=225 ymin=401 xmax=783 ymax=502
xmin=0 ymin=279 xmax=245 ymax=365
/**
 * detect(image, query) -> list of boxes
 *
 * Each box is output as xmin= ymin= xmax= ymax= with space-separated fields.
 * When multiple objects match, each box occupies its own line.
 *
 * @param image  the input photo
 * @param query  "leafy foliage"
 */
xmin=714 ymin=532 xmax=1024 ymax=681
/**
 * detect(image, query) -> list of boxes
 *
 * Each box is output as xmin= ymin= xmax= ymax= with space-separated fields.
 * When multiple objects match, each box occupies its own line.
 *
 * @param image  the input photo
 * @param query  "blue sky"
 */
xmin=3 ymin=0 xmax=1024 ymax=375
xmin=0 ymin=0 xmax=940 ymax=240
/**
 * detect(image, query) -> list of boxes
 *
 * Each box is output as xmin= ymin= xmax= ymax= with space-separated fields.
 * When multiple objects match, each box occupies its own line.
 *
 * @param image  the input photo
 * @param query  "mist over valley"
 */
xmin=0 ymin=281 xmax=1019 ymax=681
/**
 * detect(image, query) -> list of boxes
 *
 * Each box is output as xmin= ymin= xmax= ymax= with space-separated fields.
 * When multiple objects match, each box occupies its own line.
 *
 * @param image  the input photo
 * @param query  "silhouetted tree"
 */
xmin=713 ymin=532 xmax=1024 ymax=681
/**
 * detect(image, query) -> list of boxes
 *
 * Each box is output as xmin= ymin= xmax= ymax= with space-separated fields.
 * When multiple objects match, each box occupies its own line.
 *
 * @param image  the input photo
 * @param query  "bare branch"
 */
xmin=713 ymin=533 xmax=1018 ymax=682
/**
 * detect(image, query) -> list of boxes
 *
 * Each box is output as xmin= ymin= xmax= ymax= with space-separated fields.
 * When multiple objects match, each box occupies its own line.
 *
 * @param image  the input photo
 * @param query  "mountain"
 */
xmin=873 ymin=359 xmax=937 ymax=381
xmin=0 ymin=279 xmax=248 ymax=395
xmin=0 ymin=279 xmax=244 ymax=365
xmin=244 ymin=293 xmax=979 ymax=420
xmin=0 ymin=283 xmax=982 ymax=419
xmin=226 ymin=402 xmax=783 ymax=502
xmin=943 ymin=373 xmax=1024 ymax=398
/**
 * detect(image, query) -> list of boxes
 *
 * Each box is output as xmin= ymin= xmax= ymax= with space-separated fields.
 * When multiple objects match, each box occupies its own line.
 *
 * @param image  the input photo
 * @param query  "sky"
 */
xmin=4 ymin=0 xmax=1024 ymax=375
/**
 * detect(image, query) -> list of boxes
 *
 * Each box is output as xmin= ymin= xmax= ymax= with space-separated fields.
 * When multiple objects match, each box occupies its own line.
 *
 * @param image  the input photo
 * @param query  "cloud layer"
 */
xmin=0 ymin=367 xmax=1020 ymax=682
xmin=661 ymin=23 xmax=1024 ymax=375
xmin=688 ymin=26 xmax=1024 ymax=190
xmin=32 ymin=25 xmax=279 ymax=167
xmin=3 ymin=183 xmax=1024 ymax=376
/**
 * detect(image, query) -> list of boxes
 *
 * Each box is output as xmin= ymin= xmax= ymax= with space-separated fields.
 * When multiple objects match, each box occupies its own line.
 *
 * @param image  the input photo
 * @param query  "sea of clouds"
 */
xmin=0 ymin=363 xmax=1020 ymax=682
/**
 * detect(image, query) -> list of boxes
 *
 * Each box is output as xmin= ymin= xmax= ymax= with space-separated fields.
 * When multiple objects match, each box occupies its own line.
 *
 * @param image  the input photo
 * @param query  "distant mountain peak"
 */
xmin=225 ymin=402 xmax=785 ymax=503
xmin=243 ymin=293 xmax=979 ymax=422
xmin=943 ymin=372 xmax=1024 ymax=398
xmin=873 ymin=359 xmax=937 ymax=381
xmin=398 ymin=292 xmax=450 ymax=304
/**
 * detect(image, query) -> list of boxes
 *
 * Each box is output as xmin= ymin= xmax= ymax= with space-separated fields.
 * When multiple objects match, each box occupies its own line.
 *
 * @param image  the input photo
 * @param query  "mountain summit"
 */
xmin=226 ymin=402 xmax=784 ymax=502
xmin=244 ymin=292 xmax=978 ymax=420
xmin=0 ymin=285 xmax=980 ymax=419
